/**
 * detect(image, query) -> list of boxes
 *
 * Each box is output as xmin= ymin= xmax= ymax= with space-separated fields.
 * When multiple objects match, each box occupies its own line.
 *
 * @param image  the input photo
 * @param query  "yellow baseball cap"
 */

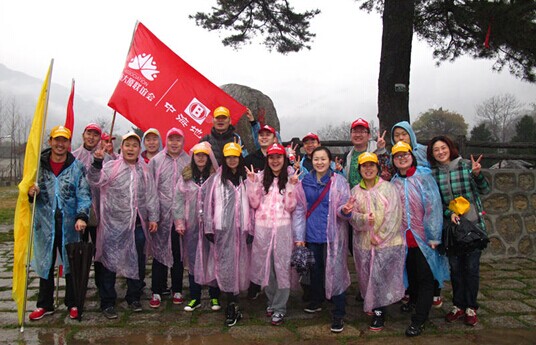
xmin=391 ymin=141 xmax=412 ymax=155
xmin=213 ymin=106 xmax=230 ymax=118
xmin=358 ymin=152 xmax=378 ymax=165
xmin=50 ymin=125 xmax=72 ymax=139
xmin=223 ymin=142 xmax=242 ymax=157
xmin=192 ymin=142 xmax=210 ymax=155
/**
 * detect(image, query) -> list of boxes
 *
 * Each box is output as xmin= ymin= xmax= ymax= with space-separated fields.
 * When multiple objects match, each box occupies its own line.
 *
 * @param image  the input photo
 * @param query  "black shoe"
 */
xmin=161 ymin=287 xmax=171 ymax=296
xmin=225 ymin=303 xmax=242 ymax=327
xmin=102 ymin=306 xmax=118 ymax=319
xmin=304 ymin=302 xmax=322 ymax=313
xmin=247 ymin=284 xmax=261 ymax=300
xmin=405 ymin=323 xmax=424 ymax=337
xmin=369 ymin=310 xmax=384 ymax=331
xmin=129 ymin=301 xmax=143 ymax=312
xmin=330 ymin=318 xmax=344 ymax=333
xmin=355 ymin=293 xmax=364 ymax=302
xmin=400 ymin=303 xmax=414 ymax=313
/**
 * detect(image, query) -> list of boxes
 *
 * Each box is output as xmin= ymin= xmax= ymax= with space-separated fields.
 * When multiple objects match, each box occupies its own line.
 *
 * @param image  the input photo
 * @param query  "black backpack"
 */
xmin=442 ymin=216 xmax=489 ymax=256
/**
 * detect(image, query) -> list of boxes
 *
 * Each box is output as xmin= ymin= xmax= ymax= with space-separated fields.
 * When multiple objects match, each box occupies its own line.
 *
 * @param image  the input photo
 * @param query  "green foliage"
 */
xmin=412 ymin=108 xmax=468 ymax=141
xmin=190 ymin=0 xmax=320 ymax=53
xmin=470 ymin=122 xmax=493 ymax=142
xmin=511 ymin=115 xmax=536 ymax=143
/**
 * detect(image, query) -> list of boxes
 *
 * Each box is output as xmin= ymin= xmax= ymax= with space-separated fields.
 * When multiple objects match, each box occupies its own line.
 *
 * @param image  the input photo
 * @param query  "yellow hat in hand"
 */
xmin=448 ymin=196 xmax=471 ymax=215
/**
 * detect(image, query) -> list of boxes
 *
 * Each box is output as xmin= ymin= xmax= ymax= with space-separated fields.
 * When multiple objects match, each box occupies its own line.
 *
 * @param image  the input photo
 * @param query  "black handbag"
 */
xmin=441 ymin=216 xmax=489 ymax=256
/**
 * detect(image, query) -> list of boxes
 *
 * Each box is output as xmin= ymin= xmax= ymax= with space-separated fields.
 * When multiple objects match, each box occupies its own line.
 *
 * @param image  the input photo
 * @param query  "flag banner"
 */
xmin=13 ymin=61 xmax=53 ymax=326
xmin=108 ymin=21 xmax=247 ymax=150
xmin=64 ymin=79 xmax=75 ymax=133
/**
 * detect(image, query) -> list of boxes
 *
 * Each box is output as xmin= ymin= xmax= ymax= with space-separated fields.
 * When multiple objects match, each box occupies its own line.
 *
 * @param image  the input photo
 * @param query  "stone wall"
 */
xmin=481 ymin=169 xmax=536 ymax=258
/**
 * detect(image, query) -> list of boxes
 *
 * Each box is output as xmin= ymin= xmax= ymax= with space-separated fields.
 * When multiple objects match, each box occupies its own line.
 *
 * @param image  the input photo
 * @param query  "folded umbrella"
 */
xmin=290 ymin=246 xmax=315 ymax=276
xmin=66 ymin=241 xmax=94 ymax=321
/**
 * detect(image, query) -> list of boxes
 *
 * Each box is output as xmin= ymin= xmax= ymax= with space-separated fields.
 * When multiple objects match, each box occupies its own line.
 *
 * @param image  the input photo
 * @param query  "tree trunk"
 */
xmin=377 ymin=0 xmax=414 ymax=136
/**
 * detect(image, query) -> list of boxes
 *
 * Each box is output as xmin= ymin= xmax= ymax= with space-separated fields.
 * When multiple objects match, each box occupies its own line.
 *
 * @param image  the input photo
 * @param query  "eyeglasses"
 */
xmin=393 ymin=152 xmax=411 ymax=160
xmin=351 ymin=129 xmax=369 ymax=134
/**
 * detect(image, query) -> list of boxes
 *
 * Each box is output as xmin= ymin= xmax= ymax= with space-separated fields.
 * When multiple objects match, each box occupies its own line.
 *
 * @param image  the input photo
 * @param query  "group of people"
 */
xmin=26 ymin=105 xmax=490 ymax=337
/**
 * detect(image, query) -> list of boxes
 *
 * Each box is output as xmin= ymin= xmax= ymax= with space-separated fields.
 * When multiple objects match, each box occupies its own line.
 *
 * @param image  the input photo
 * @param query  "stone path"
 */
xmin=0 ymin=240 xmax=535 ymax=344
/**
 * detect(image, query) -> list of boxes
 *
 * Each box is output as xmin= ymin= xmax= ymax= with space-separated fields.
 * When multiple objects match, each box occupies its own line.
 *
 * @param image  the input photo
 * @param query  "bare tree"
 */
xmin=476 ymin=94 xmax=524 ymax=142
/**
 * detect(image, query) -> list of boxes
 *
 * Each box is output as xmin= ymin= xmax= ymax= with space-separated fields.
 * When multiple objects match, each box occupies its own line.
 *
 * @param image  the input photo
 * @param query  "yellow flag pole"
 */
xmin=20 ymin=59 xmax=54 ymax=333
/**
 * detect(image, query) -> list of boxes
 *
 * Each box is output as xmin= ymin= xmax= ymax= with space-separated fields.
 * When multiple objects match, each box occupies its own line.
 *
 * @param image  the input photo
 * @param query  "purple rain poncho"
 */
xmin=292 ymin=173 xmax=351 ymax=298
xmin=88 ymin=156 xmax=159 ymax=279
xmin=32 ymin=150 xmax=91 ymax=278
xmin=246 ymin=172 xmax=297 ymax=289
xmin=391 ymin=166 xmax=450 ymax=288
xmin=349 ymin=178 xmax=405 ymax=312
xmin=195 ymin=168 xmax=251 ymax=294
xmin=149 ymin=148 xmax=189 ymax=267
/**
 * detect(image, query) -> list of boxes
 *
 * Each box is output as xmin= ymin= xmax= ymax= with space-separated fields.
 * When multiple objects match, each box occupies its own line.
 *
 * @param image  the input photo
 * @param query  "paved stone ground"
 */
xmin=1 ymin=238 xmax=536 ymax=344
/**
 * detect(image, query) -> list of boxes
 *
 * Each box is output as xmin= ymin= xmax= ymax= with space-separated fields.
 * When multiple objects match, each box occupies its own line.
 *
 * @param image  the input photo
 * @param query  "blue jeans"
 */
xmin=307 ymin=242 xmax=346 ymax=319
xmin=99 ymin=224 xmax=146 ymax=309
xmin=449 ymin=250 xmax=481 ymax=310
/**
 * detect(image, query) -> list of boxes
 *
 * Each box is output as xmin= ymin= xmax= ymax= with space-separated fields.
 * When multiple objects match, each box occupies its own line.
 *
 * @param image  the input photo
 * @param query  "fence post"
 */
xmin=457 ymin=135 xmax=467 ymax=157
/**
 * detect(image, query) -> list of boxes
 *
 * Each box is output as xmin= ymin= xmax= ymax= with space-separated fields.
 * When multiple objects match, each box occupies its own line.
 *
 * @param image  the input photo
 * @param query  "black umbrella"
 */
xmin=290 ymin=246 xmax=315 ymax=276
xmin=66 ymin=241 xmax=94 ymax=321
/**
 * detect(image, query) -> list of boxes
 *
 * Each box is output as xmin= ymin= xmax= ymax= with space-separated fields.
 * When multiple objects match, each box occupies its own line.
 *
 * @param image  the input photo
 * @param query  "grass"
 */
xmin=0 ymin=185 xmax=17 ymax=224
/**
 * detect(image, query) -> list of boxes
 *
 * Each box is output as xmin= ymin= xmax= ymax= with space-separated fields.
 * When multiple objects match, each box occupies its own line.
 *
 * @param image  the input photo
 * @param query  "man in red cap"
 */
xmin=244 ymin=124 xmax=278 ymax=172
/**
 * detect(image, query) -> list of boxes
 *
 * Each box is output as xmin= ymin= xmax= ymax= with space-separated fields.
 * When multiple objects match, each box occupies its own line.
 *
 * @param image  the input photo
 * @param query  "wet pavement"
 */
xmin=1 ymin=239 xmax=535 ymax=344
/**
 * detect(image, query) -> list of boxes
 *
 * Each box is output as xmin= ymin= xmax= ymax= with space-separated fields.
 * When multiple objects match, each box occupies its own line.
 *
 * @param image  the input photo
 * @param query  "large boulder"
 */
xmin=221 ymin=83 xmax=280 ymax=154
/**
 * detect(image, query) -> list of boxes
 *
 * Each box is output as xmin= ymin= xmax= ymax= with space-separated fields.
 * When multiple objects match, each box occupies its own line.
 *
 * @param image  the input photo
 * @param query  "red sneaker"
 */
xmin=172 ymin=292 xmax=184 ymax=305
xmin=464 ymin=308 xmax=478 ymax=326
xmin=69 ymin=307 xmax=79 ymax=319
xmin=29 ymin=308 xmax=54 ymax=321
xmin=149 ymin=294 xmax=161 ymax=308
xmin=445 ymin=306 xmax=465 ymax=322
xmin=432 ymin=296 xmax=443 ymax=308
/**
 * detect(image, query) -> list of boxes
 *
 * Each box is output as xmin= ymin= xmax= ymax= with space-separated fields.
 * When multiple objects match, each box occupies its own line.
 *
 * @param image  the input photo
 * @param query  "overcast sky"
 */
xmin=1 ymin=0 xmax=535 ymax=140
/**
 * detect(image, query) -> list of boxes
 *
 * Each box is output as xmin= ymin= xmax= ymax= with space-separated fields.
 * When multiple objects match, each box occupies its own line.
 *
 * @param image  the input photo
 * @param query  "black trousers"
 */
xmin=406 ymin=247 xmax=434 ymax=325
xmin=37 ymin=213 xmax=74 ymax=311
xmin=151 ymin=228 xmax=183 ymax=295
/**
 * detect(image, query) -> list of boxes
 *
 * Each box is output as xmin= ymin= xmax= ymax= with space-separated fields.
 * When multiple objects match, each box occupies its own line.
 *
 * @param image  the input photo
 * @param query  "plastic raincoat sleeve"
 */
xmin=87 ymin=163 xmax=111 ymax=188
xmin=201 ymin=173 xmax=217 ymax=235
xmin=144 ymin=167 xmax=159 ymax=223
xmin=173 ymin=179 xmax=186 ymax=223
xmin=284 ymin=183 xmax=297 ymax=213
xmin=419 ymin=174 xmax=444 ymax=245
xmin=245 ymin=173 xmax=263 ymax=210
xmin=291 ymin=182 xmax=307 ymax=242
xmin=75 ymin=167 xmax=92 ymax=220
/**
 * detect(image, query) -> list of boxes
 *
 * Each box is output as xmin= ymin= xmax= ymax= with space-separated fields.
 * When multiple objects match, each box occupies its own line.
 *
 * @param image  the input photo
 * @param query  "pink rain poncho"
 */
xmin=149 ymin=148 xmax=189 ymax=267
xmin=292 ymin=173 xmax=351 ymax=298
xmin=246 ymin=171 xmax=297 ymax=289
xmin=349 ymin=178 xmax=405 ymax=312
xmin=196 ymin=168 xmax=251 ymax=294
xmin=88 ymin=156 xmax=159 ymax=279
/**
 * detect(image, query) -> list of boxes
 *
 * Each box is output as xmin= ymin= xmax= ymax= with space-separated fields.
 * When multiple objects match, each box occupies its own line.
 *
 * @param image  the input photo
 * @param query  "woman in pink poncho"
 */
xmin=245 ymin=143 xmax=299 ymax=326
xmin=349 ymin=152 xmax=404 ymax=332
xmin=198 ymin=142 xmax=251 ymax=327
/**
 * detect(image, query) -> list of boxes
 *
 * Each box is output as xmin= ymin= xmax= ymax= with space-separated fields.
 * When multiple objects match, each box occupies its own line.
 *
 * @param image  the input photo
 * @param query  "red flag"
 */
xmin=108 ymin=22 xmax=247 ymax=150
xmin=65 ymin=79 xmax=75 ymax=133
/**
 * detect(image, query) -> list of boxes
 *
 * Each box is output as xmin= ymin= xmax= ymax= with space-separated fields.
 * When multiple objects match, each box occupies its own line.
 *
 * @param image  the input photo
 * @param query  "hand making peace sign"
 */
xmin=471 ymin=154 xmax=483 ymax=177
xmin=245 ymin=164 xmax=256 ymax=182
xmin=289 ymin=169 xmax=302 ymax=185
xmin=377 ymin=130 xmax=387 ymax=150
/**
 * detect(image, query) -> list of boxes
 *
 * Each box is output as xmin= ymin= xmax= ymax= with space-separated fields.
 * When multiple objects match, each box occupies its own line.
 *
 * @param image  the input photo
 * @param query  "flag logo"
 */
xmin=128 ymin=53 xmax=160 ymax=81
xmin=184 ymin=98 xmax=210 ymax=125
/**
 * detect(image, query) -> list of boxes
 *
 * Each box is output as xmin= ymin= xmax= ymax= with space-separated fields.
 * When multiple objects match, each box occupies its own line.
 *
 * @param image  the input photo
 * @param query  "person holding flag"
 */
xmin=27 ymin=125 xmax=92 ymax=321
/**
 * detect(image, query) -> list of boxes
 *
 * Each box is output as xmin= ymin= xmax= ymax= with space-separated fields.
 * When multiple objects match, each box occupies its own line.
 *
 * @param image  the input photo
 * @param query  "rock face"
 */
xmin=221 ymin=83 xmax=280 ymax=154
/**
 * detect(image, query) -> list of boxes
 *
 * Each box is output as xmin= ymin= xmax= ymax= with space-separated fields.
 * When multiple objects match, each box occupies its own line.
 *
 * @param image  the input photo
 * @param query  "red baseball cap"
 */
xmin=267 ymin=143 xmax=286 ymax=156
xmin=258 ymin=125 xmax=276 ymax=135
xmin=351 ymin=118 xmax=370 ymax=130
xmin=101 ymin=132 xmax=116 ymax=141
xmin=302 ymin=132 xmax=320 ymax=142
xmin=167 ymin=127 xmax=185 ymax=138
xmin=84 ymin=123 xmax=102 ymax=135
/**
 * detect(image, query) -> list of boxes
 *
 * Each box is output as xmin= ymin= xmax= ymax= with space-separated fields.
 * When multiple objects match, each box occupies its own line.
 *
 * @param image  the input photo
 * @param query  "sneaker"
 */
xmin=210 ymin=298 xmax=221 ymax=311
xmin=304 ymin=303 xmax=322 ymax=313
xmin=400 ymin=303 xmax=414 ymax=313
xmin=247 ymin=284 xmax=261 ymax=300
xmin=173 ymin=292 xmax=184 ymax=305
xmin=129 ymin=300 xmax=143 ymax=312
xmin=445 ymin=306 xmax=465 ymax=322
xmin=271 ymin=313 xmax=284 ymax=326
xmin=266 ymin=307 xmax=274 ymax=317
xmin=149 ymin=294 xmax=161 ymax=308
xmin=29 ymin=308 xmax=54 ymax=321
xmin=69 ymin=307 xmax=79 ymax=320
xmin=102 ymin=306 xmax=118 ymax=319
xmin=330 ymin=318 xmax=344 ymax=333
xmin=401 ymin=294 xmax=410 ymax=304
xmin=464 ymin=308 xmax=479 ymax=326
xmin=432 ymin=296 xmax=443 ymax=308
xmin=225 ymin=303 xmax=242 ymax=327
xmin=405 ymin=322 xmax=424 ymax=337
xmin=184 ymin=299 xmax=201 ymax=312
xmin=369 ymin=310 xmax=384 ymax=331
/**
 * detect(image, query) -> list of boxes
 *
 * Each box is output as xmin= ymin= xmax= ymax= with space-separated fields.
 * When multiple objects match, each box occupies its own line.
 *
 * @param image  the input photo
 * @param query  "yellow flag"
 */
xmin=12 ymin=60 xmax=53 ymax=326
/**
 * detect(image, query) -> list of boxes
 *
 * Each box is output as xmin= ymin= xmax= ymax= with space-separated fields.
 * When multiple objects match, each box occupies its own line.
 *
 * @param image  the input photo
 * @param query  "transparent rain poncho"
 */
xmin=88 ymin=156 xmax=159 ymax=279
xmin=349 ymin=178 xmax=405 ymax=312
xmin=149 ymin=148 xmax=189 ymax=267
xmin=292 ymin=173 xmax=351 ymax=298
xmin=246 ymin=171 xmax=297 ymax=289
xmin=195 ymin=168 xmax=251 ymax=294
